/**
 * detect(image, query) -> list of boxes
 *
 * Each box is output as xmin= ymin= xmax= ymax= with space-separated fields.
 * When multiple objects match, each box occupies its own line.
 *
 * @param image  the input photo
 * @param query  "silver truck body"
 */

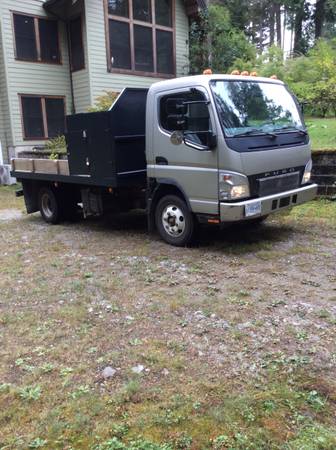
xmin=147 ymin=74 xmax=317 ymax=223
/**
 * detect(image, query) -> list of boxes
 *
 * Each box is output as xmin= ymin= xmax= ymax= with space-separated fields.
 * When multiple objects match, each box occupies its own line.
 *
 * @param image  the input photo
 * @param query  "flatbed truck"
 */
xmin=11 ymin=74 xmax=318 ymax=246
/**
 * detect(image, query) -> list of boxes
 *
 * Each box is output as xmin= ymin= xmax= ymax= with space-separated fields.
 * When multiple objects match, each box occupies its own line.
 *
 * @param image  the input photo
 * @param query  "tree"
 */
xmin=189 ymin=4 xmax=256 ymax=74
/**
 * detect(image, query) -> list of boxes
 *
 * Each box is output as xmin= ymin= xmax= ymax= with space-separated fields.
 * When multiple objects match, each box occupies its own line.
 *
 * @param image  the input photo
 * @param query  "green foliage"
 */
xmin=89 ymin=91 xmax=119 ymax=112
xmin=92 ymin=437 xmax=172 ymax=450
xmin=18 ymin=385 xmax=42 ymax=401
xmin=284 ymin=424 xmax=336 ymax=449
xmin=189 ymin=4 xmax=256 ymax=74
xmin=28 ymin=438 xmax=48 ymax=448
xmin=45 ymin=135 xmax=67 ymax=160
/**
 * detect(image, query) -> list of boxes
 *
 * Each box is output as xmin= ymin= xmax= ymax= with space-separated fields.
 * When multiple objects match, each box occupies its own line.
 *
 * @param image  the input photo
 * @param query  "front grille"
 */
xmin=258 ymin=172 xmax=300 ymax=196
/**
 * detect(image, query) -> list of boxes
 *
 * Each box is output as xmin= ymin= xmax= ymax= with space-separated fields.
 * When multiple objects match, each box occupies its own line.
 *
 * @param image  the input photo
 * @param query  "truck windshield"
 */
xmin=210 ymin=80 xmax=305 ymax=137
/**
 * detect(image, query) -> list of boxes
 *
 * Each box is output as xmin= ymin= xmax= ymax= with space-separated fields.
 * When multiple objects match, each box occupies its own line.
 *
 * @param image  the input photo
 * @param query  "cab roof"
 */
xmin=149 ymin=74 xmax=284 ymax=94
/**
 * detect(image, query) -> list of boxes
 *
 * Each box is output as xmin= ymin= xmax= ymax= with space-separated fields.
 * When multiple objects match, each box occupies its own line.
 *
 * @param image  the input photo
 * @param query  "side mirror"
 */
xmin=207 ymin=132 xmax=217 ymax=149
xmin=165 ymin=98 xmax=188 ymax=115
xmin=183 ymin=131 xmax=217 ymax=151
xmin=167 ymin=114 xmax=188 ymax=131
xmin=300 ymin=101 xmax=308 ymax=114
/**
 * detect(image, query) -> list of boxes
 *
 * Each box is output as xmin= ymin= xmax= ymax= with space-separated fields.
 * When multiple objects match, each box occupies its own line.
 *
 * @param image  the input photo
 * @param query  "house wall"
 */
xmin=0 ymin=0 xmax=191 ymax=161
xmin=0 ymin=0 xmax=73 ymax=151
xmin=64 ymin=0 xmax=91 ymax=113
xmin=0 ymin=12 xmax=12 ymax=164
xmin=84 ymin=0 xmax=189 ymax=110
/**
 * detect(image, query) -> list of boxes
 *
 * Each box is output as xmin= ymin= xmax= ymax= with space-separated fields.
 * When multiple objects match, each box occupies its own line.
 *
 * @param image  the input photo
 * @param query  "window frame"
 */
xmin=104 ymin=0 xmax=176 ymax=78
xmin=68 ymin=15 xmax=85 ymax=72
xmin=19 ymin=94 xmax=66 ymax=141
xmin=12 ymin=11 xmax=62 ymax=65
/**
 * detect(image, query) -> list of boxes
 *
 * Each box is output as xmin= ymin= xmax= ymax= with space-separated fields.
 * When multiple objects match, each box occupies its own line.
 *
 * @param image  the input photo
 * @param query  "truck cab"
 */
xmin=146 ymin=74 xmax=317 ymax=245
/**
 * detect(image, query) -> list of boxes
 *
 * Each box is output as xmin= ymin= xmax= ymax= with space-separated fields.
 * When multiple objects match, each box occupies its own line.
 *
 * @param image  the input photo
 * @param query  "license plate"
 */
xmin=245 ymin=201 xmax=262 ymax=217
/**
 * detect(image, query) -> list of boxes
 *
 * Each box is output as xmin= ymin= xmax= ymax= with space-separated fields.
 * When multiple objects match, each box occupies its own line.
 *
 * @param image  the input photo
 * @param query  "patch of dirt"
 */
xmin=0 ymin=209 xmax=23 ymax=221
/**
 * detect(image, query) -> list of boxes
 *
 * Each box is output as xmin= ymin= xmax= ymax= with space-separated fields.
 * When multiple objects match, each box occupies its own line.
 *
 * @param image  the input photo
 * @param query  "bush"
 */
xmin=45 ymin=135 xmax=67 ymax=160
xmin=89 ymin=91 xmax=119 ymax=112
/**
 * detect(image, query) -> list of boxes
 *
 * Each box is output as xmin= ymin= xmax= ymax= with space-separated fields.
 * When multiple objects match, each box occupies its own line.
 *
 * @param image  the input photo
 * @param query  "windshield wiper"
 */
xmin=233 ymin=128 xmax=277 ymax=138
xmin=274 ymin=125 xmax=308 ymax=136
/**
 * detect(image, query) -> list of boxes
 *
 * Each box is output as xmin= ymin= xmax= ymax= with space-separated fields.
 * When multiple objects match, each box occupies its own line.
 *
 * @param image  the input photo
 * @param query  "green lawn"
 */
xmin=305 ymin=117 xmax=336 ymax=151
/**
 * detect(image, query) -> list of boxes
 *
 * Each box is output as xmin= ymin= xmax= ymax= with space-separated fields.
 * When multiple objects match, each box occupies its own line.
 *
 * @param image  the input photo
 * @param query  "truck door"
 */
xmin=152 ymin=87 xmax=219 ymax=215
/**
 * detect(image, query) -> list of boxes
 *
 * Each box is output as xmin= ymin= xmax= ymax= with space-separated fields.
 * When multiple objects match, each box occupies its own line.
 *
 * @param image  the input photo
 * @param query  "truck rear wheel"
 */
xmin=155 ymin=195 xmax=195 ymax=246
xmin=38 ymin=187 xmax=61 ymax=224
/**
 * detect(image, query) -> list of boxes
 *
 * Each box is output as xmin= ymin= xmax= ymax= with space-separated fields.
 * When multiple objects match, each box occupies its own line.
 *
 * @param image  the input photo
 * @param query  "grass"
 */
xmin=305 ymin=117 xmax=336 ymax=151
xmin=0 ymin=187 xmax=336 ymax=449
xmin=0 ymin=184 xmax=23 ymax=210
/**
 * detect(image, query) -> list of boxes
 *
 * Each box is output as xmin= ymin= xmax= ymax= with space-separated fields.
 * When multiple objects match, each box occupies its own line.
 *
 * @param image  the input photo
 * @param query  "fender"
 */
xmin=147 ymin=178 xmax=192 ymax=232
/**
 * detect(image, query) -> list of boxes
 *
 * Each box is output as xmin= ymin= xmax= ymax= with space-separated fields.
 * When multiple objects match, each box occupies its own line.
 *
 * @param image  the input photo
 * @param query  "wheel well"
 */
xmin=148 ymin=182 xmax=191 ymax=231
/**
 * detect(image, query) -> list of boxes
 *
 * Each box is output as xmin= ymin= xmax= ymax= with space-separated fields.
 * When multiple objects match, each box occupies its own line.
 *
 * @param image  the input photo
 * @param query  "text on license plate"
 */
xmin=245 ymin=201 xmax=262 ymax=217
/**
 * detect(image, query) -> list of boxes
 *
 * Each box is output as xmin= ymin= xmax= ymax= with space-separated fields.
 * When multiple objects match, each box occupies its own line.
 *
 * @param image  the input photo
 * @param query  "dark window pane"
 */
xmin=69 ymin=17 xmax=85 ymax=71
xmin=14 ymin=14 xmax=37 ymax=61
xmin=134 ymin=25 xmax=153 ymax=72
xmin=133 ymin=0 xmax=152 ymax=22
xmin=45 ymin=98 xmax=65 ymax=138
xmin=39 ymin=19 xmax=60 ymax=63
xmin=156 ymin=30 xmax=173 ymax=74
xmin=155 ymin=0 xmax=172 ymax=27
xmin=108 ymin=0 xmax=129 ymax=17
xmin=109 ymin=20 xmax=131 ymax=69
xmin=160 ymin=91 xmax=211 ymax=145
xmin=21 ymin=97 xmax=44 ymax=138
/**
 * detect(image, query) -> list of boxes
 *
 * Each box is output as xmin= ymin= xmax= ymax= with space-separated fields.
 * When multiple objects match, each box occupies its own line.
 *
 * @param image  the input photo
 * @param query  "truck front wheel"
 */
xmin=38 ymin=187 xmax=61 ymax=224
xmin=155 ymin=195 xmax=195 ymax=246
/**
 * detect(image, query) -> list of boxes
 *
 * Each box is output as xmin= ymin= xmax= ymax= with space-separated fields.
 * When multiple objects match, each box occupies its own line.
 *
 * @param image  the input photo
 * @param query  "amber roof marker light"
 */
xmin=231 ymin=70 xmax=240 ymax=75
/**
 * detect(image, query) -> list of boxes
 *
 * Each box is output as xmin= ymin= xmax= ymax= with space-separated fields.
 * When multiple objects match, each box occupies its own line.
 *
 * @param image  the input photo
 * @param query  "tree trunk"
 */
xmin=293 ymin=2 xmax=305 ymax=54
xmin=315 ymin=0 xmax=327 ymax=39
xmin=276 ymin=3 xmax=282 ymax=47
xmin=269 ymin=3 xmax=275 ymax=45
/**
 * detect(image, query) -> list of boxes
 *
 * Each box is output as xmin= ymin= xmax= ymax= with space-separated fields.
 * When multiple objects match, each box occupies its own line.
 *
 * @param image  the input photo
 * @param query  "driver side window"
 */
xmin=160 ymin=90 xmax=212 ymax=146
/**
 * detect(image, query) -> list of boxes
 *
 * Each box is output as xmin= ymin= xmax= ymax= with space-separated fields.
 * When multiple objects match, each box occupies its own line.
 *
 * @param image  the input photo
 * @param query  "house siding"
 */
xmin=85 ymin=0 xmax=189 ymax=109
xmin=0 ymin=0 xmax=191 ymax=164
xmin=0 ymin=0 xmax=73 ymax=151
xmin=0 ymin=10 xmax=12 ymax=164
xmin=66 ymin=0 xmax=92 ymax=113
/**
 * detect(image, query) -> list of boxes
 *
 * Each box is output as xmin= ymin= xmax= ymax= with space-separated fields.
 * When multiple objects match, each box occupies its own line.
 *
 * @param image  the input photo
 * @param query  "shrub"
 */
xmin=89 ymin=91 xmax=119 ymax=112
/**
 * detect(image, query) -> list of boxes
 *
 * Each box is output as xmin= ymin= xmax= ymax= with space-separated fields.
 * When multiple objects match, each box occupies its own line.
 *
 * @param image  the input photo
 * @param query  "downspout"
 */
xmin=66 ymin=22 xmax=76 ymax=114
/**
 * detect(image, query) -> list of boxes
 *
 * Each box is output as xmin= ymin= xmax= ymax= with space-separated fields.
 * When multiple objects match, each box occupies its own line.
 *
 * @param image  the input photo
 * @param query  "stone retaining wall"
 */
xmin=312 ymin=151 xmax=336 ymax=197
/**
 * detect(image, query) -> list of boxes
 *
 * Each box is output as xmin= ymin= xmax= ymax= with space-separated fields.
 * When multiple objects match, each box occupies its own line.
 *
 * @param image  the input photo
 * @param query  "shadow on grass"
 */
xmin=24 ymin=209 xmax=296 ymax=255
xmin=55 ymin=210 xmax=295 ymax=255
xmin=195 ymin=221 xmax=294 ymax=254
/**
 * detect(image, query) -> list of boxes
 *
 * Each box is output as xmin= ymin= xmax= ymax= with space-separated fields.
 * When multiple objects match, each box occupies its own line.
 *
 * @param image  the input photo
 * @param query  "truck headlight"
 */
xmin=219 ymin=171 xmax=250 ymax=200
xmin=302 ymin=159 xmax=312 ymax=184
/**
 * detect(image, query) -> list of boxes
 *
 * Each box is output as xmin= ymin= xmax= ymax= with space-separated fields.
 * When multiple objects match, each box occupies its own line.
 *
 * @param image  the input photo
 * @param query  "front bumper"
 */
xmin=220 ymin=183 xmax=318 ymax=222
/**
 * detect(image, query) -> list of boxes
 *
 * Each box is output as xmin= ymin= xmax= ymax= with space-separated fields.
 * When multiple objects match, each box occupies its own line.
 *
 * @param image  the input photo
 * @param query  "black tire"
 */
xmin=38 ymin=187 xmax=61 ymax=224
xmin=155 ymin=195 xmax=195 ymax=246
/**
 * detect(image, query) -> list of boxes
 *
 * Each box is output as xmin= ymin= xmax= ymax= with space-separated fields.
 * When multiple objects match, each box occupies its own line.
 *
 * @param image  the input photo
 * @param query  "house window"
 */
xmin=20 ymin=96 xmax=65 ymax=139
xmin=13 ymin=13 xmax=61 ymax=63
xmin=106 ymin=0 xmax=175 ymax=76
xmin=69 ymin=17 xmax=85 ymax=72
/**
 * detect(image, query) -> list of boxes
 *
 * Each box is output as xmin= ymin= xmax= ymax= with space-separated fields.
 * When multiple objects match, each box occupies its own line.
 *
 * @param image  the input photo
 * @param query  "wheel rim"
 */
xmin=162 ymin=204 xmax=185 ymax=237
xmin=41 ymin=193 xmax=54 ymax=219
